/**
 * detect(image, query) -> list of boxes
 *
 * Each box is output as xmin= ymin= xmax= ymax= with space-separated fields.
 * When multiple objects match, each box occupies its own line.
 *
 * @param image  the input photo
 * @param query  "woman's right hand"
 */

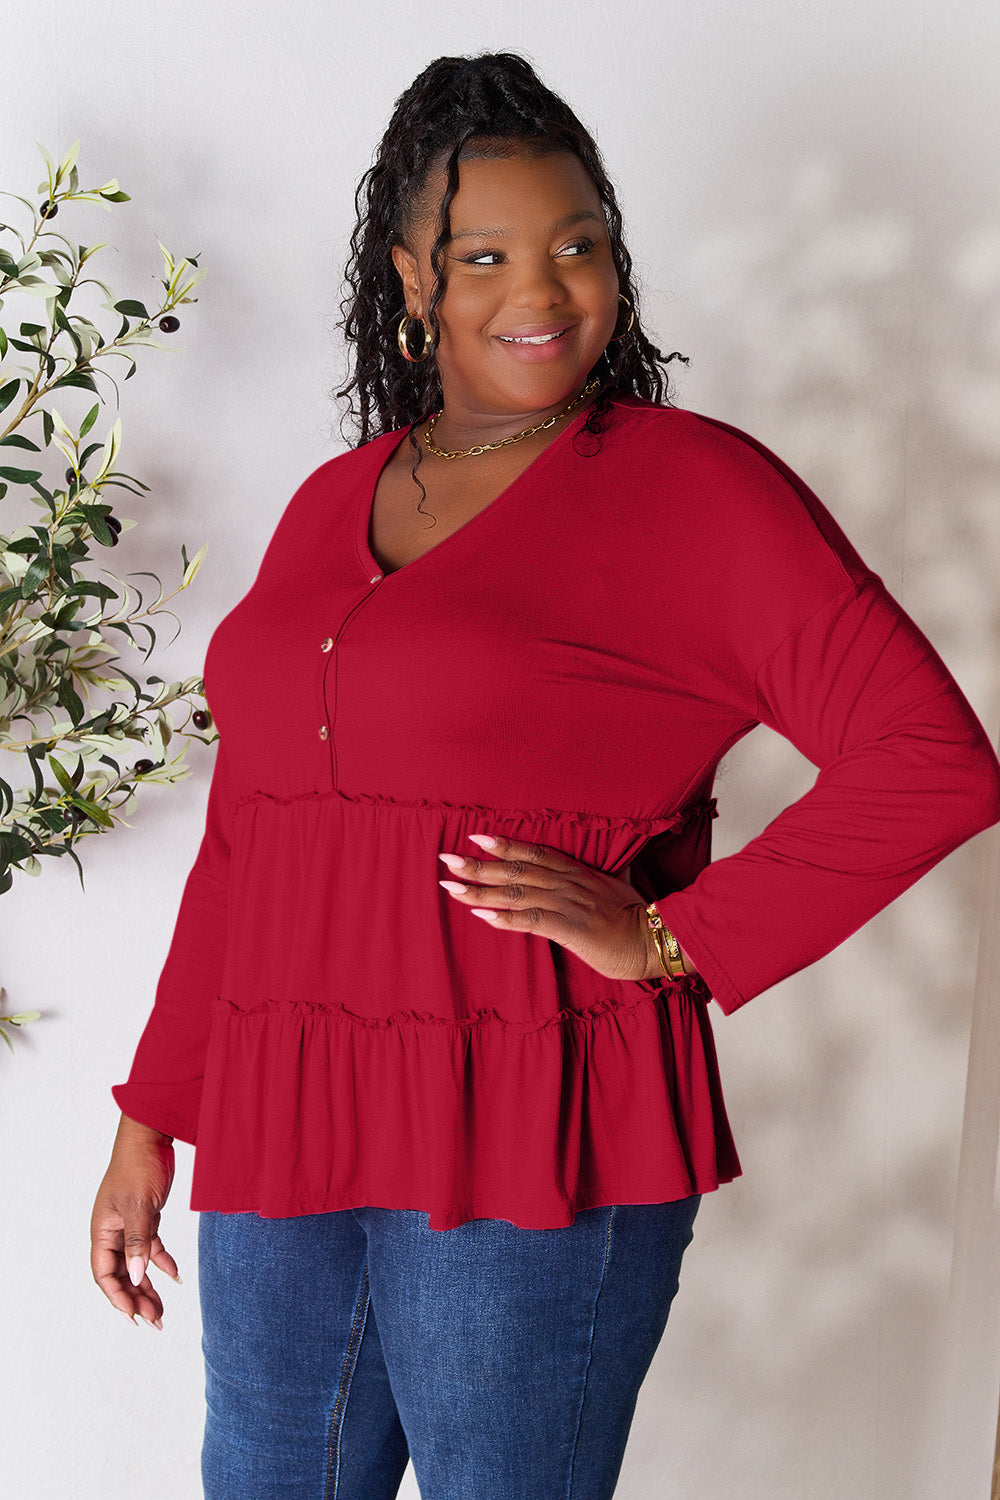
xmin=90 ymin=1112 xmax=182 ymax=1329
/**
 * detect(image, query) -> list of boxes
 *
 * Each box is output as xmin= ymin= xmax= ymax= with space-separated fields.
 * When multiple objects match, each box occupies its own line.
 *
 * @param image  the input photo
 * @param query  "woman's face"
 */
xmin=391 ymin=146 xmax=621 ymax=427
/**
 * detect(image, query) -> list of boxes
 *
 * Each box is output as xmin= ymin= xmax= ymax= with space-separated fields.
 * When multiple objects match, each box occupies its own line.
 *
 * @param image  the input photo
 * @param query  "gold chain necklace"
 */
xmin=422 ymin=377 xmax=601 ymax=460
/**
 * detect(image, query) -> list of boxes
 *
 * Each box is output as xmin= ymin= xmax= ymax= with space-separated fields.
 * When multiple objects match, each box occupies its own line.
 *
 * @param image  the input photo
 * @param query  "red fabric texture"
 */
xmin=111 ymin=395 xmax=1000 ymax=1230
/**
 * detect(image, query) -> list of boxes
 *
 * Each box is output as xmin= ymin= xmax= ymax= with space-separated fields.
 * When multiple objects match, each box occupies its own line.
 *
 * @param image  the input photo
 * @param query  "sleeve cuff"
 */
xmin=651 ymin=895 xmax=748 ymax=1016
xmin=111 ymin=1082 xmax=201 ymax=1146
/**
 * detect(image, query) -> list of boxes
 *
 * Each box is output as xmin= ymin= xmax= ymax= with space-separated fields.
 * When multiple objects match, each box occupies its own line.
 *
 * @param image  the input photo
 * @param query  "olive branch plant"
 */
xmin=0 ymin=140 xmax=216 ymax=1050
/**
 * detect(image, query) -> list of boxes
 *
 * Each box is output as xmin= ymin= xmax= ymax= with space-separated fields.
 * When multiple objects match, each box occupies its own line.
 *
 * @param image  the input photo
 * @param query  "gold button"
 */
xmin=320 ymin=637 xmax=333 ymax=652
xmin=318 ymin=726 xmax=328 ymax=741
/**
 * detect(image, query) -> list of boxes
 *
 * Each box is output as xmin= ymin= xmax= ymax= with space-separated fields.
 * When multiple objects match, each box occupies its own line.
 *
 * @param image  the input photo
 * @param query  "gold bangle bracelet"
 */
xmin=644 ymin=903 xmax=687 ymax=979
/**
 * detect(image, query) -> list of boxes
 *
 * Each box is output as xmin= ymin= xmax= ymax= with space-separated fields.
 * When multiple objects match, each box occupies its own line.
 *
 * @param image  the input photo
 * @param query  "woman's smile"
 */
xmin=493 ymin=321 xmax=577 ymax=361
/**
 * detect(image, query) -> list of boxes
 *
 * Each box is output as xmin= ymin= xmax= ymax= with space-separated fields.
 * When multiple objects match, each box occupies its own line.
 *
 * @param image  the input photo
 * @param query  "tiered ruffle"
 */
xmin=189 ymin=789 xmax=741 ymax=1229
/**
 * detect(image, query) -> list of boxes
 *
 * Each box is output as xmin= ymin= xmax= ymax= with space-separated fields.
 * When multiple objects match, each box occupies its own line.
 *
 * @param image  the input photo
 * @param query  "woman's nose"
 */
xmin=507 ymin=260 xmax=569 ymax=308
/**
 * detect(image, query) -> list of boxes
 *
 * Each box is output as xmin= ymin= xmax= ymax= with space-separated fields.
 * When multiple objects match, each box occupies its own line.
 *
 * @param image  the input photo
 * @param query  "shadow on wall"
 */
xmin=626 ymin=147 xmax=1000 ymax=1500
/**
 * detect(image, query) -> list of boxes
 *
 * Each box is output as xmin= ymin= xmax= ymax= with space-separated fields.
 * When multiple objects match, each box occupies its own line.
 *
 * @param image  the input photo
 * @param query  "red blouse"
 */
xmin=111 ymin=394 xmax=1000 ymax=1231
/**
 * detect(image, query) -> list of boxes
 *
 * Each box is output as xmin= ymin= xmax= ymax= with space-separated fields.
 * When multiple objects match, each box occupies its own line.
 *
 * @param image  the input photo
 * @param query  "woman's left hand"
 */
xmin=437 ymin=832 xmax=691 ymax=983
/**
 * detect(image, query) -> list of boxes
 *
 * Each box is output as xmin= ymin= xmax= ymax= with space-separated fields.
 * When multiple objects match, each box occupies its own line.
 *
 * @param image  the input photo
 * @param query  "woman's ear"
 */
xmin=391 ymin=243 xmax=421 ymax=317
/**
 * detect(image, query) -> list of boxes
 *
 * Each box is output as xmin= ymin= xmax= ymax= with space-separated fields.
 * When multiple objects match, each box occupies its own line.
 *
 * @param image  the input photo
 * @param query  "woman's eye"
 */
xmin=461 ymin=238 xmax=595 ymax=267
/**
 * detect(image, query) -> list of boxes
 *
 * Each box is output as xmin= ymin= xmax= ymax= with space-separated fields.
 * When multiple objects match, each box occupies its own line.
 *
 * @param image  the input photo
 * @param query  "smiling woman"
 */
xmin=392 ymin=150 xmax=620 ymax=416
xmin=93 ymin=49 xmax=1000 ymax=1500
xmin=367 ymin=147 xmax=632 ymax=574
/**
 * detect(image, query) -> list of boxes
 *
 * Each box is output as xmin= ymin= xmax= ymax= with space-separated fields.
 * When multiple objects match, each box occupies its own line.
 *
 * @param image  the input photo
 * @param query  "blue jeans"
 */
xmin=198 ymin=1195 xmax=701 ymax=1499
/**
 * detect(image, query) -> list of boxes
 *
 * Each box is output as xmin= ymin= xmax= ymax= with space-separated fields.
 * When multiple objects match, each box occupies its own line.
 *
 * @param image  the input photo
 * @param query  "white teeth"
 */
xmin=499 ymin=329 xmax=566 ymax=344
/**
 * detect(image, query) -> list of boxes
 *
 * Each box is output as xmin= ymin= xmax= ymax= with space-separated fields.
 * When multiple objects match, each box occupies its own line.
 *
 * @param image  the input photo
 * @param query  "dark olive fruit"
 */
xmin=106 ymin=515 xmax=122 ymax=535
xmin=134 ymin=759 xmax=155 ymax=775
xmin=192 ymin=709 xmax=211 ymax=730
xmin=39 ymin=199 xmax=58 ymax=219
xmin=158 ymin=315 xmax=180 ymax=333
xmin=65 ymin=468 xmax=76 ymax=485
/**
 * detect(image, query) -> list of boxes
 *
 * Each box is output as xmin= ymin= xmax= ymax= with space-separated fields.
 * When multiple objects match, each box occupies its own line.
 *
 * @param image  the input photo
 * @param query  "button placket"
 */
xmin=318 ymin=635 xmax=334 ymax=743
xmin=318 ymin=570 xmax=385 ymax=769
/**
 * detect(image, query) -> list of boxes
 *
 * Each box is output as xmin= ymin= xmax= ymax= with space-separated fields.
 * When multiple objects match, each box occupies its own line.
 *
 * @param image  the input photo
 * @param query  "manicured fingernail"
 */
xmin=438 ymin=853 xmax=465 ymax=870
xmin=139 ymin=1314 xmax=161 ymax=1331
xmin=172 ymin=1273 xmax=184 ymax=1285
xmin=468 ymin=834 xmax=497 ymax=848
xmin=470 ymin=907 xmax=499 ymax=920
xmin=128 ymin=1256 xmax=145 ymax=1286
xmin=119 ymin=1307 xmax=138 ymax=1324
xmin=439 ymin=880 xmax=467 ymax=894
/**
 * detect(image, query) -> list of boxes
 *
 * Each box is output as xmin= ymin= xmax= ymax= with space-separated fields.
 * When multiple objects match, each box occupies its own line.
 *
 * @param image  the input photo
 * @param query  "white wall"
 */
xmin=2 ymin=2 xmax=998 ymax=1496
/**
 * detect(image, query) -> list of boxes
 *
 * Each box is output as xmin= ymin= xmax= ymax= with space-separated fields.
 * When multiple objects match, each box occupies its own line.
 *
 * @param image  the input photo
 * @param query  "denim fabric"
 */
xmin=199 ymin=1195 xmax=701 ymax=1499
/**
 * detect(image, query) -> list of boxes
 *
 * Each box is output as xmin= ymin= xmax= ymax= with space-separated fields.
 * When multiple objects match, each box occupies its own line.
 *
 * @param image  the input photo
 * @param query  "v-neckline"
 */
xmin=355 ymin=403 xmax=596 ymax=581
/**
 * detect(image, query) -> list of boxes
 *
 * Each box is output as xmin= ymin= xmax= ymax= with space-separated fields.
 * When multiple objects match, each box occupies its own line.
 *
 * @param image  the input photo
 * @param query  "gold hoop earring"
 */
xmin=607 ymin=292 xmax=635 ymax=344
xmin=397 ymin=313 xmax=433 ymax=363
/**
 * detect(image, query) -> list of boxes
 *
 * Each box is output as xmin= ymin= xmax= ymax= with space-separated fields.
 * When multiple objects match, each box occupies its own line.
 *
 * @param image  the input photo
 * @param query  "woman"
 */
xmin=90 ymin=51 xmax=1000 ymax=1500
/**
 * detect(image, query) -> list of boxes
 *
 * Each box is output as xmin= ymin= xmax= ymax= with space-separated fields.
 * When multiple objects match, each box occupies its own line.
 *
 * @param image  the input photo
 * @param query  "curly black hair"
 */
xmin=332 ymin=51 xmax=689 ymax=491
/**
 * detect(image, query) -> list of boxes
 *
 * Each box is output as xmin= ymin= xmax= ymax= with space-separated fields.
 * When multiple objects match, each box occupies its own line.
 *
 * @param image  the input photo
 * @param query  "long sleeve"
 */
xmin=655 ymin=572 xmax=1000 ymax=1015
xmin=111 ymin=734 xmax=235 ymax=1142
